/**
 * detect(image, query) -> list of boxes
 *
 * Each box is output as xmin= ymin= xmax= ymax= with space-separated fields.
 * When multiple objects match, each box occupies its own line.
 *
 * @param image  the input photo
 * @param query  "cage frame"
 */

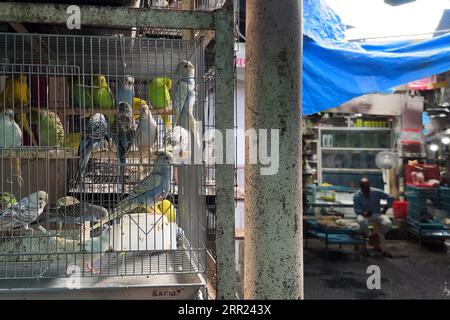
xmin=0 ymin=0 xmax=235 ymax=299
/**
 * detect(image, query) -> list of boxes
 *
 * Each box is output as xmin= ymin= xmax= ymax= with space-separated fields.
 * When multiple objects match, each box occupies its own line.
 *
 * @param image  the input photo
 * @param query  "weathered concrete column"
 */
xmin=214 ymin=0 xmax=237 ymax=299
xmin=245 ymin=0 xmax=303 ymax=299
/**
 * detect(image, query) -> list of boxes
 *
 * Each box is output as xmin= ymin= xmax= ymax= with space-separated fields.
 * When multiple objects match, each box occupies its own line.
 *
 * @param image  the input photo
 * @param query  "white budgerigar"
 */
xmin=172 ymin=60 xmax=201 ymax=150
xmin=0 ymin=109 xmax=23 ymax=187
xmin=165 ymin=125 xmax=190 ymax=156
xmin=135 ymin=102 xmax=157 ymax=154
xmin=51 ymin=225 xmax=113 ymax=274
xmin=0 ymin=191 xmax=48 ymax=232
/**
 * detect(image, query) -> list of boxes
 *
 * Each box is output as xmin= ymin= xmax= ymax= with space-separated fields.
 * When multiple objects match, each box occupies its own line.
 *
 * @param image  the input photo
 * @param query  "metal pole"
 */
xmin=245 ymin=0 xmax=303 ymax=299
xmin=214 ymin=0 xmax=236 ymax=299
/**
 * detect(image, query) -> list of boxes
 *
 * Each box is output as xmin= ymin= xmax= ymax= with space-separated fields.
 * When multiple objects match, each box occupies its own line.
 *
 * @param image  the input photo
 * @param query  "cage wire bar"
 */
xmin=0 ymin=1 xmax=236 ymax=299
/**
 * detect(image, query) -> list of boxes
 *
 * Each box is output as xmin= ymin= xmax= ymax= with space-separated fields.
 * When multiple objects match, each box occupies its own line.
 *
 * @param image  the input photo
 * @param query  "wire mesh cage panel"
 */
xmin=0 ymin=32 xmax=209 ymax=280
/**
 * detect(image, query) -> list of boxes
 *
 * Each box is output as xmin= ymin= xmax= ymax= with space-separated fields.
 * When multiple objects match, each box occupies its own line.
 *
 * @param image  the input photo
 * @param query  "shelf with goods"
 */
xmin=317 ymin=125 xmax=394 ymax=191
xmin=302 ymin=120 xmax=318 ymax=216
xmin=302 ymin=128 xmax=318 ymax=182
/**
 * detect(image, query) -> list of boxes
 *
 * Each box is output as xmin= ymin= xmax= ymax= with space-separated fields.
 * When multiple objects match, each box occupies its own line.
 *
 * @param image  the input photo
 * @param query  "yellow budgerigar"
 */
xmin=132 ymin=97 xmax=147 ymax=120
xmin=154 ymin=199 xmax=176 ymax=223
xmin=0 ymin=74 xmax=29 ymax=108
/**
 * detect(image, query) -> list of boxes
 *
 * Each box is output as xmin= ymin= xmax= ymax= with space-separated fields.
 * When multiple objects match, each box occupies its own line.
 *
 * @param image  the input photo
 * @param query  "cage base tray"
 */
xmin=0 ymin=250 xmax=205 ymax=299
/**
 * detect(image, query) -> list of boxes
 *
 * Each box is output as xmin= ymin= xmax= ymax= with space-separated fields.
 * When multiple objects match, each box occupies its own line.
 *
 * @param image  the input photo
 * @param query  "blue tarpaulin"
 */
xmin=302 ymin=0 xmax=450 ymax=115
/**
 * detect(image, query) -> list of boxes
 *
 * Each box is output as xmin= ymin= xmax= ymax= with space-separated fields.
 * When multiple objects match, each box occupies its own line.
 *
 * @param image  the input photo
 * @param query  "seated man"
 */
xmin=353 ymin=178 xmax=394 ymax=257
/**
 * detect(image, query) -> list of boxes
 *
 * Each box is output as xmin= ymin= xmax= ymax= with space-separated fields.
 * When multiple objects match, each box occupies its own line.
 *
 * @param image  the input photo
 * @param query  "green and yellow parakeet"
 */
xmin=148 ymin=77 xmax=172 ymax=127
xmin=0 ymin=192 xmax=17 ymax=211
xmin=92 ymin=76 xmax=114 ymax=110
xmin=29 ymin=110 xmax=65 ymax=147
xmin=0 ymin=74 xmax=29 ymax=108
xmin=68 ymin=77 xmax=93 ymax=109
xmin=132 ymin=97 xmax=146 ymax=120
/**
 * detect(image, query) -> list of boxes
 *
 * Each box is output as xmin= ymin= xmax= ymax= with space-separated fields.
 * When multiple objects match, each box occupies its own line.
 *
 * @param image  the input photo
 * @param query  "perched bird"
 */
xmin=0 ymin=109 xmax=22 ymax=147
xmin=165 ymin=125 xmax=190 ymax=155
xmin=0 ymin=192 xmax=17 ymax=211
xmin=77 ymin=113 xmax=110 ymax=180
xmin=154 ymin=199 xmax=176 ymax=223
xmin=52 ymin=196 xmax=80 ymax=210
xmin=171 ymin=60 xmax=201 ymax=149
xmin=148 ymin=77 xmax=172 ymax=127
xmin=111 ymin=102 xmax=136 ymax=189
xmin=115 ymin=76 xmax=134 ymax=108
xmin=50 ymin=225 xmax=113 ymax=274
xmin=0 ymin=109 xmax=23 ymax=188
xmin=68 ymin=77 xmax=93 ymax=109
xmin=132 ymin=97 xmax=146 ymax=120
xmin=0 ymin=191 xmax=48 ymax=232
xmin=35 ymin=202 xmax=108 ymax=225
xmin=0 ymin=75 xmax=29 ymax=108
xmin=28 ymin=110 xmax=65 ymax=147
xmin=135 ymin=102 xmax=157 ymax=154
xmin=92 ymin=75 xmax=114 ymax=110
xmin=92 ymin=151 xmax=173 ymax=230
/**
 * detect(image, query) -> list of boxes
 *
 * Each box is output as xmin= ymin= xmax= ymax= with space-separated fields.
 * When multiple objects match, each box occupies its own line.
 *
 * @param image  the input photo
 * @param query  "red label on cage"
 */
xmin=236 ymin=57 xmax=245 ymax=67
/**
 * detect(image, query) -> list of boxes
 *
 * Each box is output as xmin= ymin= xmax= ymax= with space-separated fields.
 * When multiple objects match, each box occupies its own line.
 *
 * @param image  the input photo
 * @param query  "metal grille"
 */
xmin=0 ymin=32 xmax=210 ymax=279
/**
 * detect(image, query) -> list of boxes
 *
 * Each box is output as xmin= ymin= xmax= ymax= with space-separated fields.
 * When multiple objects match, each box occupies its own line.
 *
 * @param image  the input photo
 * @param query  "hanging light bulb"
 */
xmin=441 ymin=137 xmax=450 ymax=145
xmin=430 ymin=144 xmax=439 ymax=152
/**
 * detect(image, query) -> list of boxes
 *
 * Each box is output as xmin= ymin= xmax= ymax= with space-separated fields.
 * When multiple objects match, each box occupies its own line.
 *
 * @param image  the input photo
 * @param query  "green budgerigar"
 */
xmin=92 ymin=75 xmax=114 ymax=110
xmin=29 ymin=110 xmax=65 ymax=147
xmin=68 ymin=77 xmax=93 ymax=109
xmin=0 ymin=192 xmax=17 ymax=211
xmin=148 ymin=77 xmax=172 ymax=127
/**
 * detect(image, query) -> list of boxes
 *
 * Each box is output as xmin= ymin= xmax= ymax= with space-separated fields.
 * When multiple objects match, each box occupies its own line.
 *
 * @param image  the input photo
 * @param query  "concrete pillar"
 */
xmin=245 ymin=0 xmax=303 ymax=299
xmin=214 ymin=0 xmax=237 ymax=299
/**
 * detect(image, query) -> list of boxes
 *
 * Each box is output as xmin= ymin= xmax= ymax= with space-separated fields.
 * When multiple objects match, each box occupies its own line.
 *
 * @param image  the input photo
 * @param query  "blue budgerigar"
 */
xmin=0 ymin=191 xmax=48 ymax=233
xmin=172 ymin=60 xmax=201 ymax=149
xmin=76 ymin=113 xmax=110 ymax=181
xmin=111 ymin=102 xmax=136 ymax=189
xmin=91 ymin=151 xmax=173 ymax=230
xmin=0 ymin=109 xmax=23 ymax=188
xmin=115 ymin=76 xmax=134 ymax=108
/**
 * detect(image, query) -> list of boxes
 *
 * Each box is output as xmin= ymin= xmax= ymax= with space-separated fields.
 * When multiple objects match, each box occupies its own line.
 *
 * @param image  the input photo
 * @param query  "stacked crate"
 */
xmin=405 ymin=185 xmax=450 ymax=241
xmin=438 ymin=186 xmax=450 ymax=215
xmin=405 ymin=185 xmax=437 ymax=220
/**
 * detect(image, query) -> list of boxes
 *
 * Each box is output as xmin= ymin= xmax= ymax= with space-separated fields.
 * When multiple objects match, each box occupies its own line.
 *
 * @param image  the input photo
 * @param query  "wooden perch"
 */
xmin=29 ymin=107 xmax=174 ymax=117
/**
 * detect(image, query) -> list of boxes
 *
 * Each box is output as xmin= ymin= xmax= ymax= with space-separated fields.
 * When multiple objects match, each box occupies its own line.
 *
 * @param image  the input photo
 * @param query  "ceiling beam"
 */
xmin=0 ymin=2 xmax=215 ymax=30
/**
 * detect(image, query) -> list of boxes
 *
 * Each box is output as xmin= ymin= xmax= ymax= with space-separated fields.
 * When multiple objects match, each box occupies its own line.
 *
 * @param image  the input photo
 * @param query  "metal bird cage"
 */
xmin=0 ymin=32 xmax=212 ymax=297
